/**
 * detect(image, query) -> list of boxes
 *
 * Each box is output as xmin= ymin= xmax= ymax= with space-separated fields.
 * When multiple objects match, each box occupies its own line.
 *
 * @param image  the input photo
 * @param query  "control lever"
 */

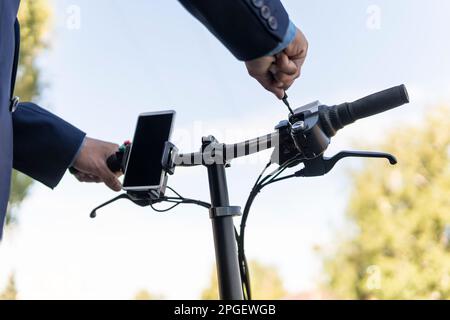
xmin=296 ymin=151 xmax=397 ymax=177
xmin=90 ymin=191 xmax=161 ymax=218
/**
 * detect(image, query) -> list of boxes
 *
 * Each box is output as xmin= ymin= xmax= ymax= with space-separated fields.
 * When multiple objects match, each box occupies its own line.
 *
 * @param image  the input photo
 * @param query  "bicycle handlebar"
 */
xmin=175 ymin=132 xmax=279 ymax=167
xmin=320 ymin=85 xmax=409 ymax=136
xmin=172 ymin=85 xmax=410 ymax=167
xmin=106 ymin=85 xmax=410 ymax=171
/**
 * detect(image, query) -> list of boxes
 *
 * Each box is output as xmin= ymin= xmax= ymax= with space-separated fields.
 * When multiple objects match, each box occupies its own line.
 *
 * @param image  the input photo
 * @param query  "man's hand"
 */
xmin=72 ymin=137 xmax=122 ymax=191
xmin=245 ymin=27 xmax=308 ymax=99
xmin=246 ymin=55 xmax=285 ymax=98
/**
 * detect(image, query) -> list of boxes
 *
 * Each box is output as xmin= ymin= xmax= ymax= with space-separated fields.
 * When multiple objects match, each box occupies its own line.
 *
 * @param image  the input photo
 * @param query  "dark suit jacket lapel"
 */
xmin=10 ymin=19 xmax=20 ymax=99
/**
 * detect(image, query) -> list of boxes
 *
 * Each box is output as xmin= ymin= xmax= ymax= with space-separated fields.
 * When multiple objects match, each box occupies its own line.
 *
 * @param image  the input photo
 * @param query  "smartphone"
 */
xmin=123 ymin=110 xmax=176 ymax=192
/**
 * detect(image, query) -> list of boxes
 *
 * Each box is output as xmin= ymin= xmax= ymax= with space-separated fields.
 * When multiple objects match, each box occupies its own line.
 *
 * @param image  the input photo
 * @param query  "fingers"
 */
xmin=266 ymin=53 xmax=301 ymax=94
xmin=76 ymin=169 xmax=121 ymax=192
xmin=74 ymin=173 xmax=102 ymax=183
xmin=275 ymin=53 xmax=298 ymax=75
xmin=268 ymin=85 xmax=285 ymax=100
xmin=273 ymin=70 xmax=300 ymax=89
xmin=268 ymin=69 xmax=300 ymax=94
xmin=271 ymin=27 xmax=308 ymax=95
xmin=97 ymin=164 xmax=122 ymax=192
xmin=244 ymin=27 xmax=308 ymax=99
xmin=256 ymin=76 xmax=285 ymax=99
xmin=72 ymin=137 xmax=123 ymax=191
xmin=245 ymin=54 xmax=299 ymax=100
xmin=264 ymin=80 xmax=286 ymax=99
xmin=74 ymin=164 xmax=121 ymax=191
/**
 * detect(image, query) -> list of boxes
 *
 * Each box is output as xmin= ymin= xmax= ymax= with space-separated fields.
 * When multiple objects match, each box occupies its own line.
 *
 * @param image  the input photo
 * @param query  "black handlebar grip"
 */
xmin=321 ymin=85 xmax=410 ymax=137
xmin=106 ymin=153 xmax=123 ymax=173
xmin=345 ymin=84 xmax=409 ymax=122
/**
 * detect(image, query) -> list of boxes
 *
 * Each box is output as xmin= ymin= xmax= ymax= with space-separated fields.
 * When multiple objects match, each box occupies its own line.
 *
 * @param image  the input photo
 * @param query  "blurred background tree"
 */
xmin=0 ymin=275 xmax=18 ymax=300
xmin=6 ymin=0 xmax=52 ymax=226
xmin=134 ymin=289 xmax=164 ymax=300
xmin=1 ymin=0 xmax=52 ymax=300
xmin=324 ymin=107 xmax=450 ymax=300
xmin=201 ymin=260 xmax=286 ymax=300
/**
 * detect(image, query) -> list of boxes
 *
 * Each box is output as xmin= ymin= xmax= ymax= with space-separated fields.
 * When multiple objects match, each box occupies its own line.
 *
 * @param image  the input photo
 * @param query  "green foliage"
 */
xmin=201 ymin=260 xmax=286 ymax=300
xmin=6 ymin=171 xmax=33 ymax=226
xmin=134 ymin=289 xmax=164 ymax=300
xmin=6 ymin=0 xmax=52 ymax=226
xmin=0 ymin=275 xmax=18 ymax=300
xmin=16 ymin=0 xmax=52 ymax=101
xmin=324 ymin=107 xmax=450 ymax=300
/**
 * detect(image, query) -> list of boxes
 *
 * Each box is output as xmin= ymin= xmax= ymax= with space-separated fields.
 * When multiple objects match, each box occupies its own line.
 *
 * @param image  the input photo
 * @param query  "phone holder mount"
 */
xmin=89 ymin=141 xmax=179 ymax=218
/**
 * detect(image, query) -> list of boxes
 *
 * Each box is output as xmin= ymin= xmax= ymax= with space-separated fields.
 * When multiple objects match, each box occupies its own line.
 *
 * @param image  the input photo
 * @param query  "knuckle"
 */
xmin=92 ymin=161 xmax=102 ymax=172
xmin=104 ymin=175 xmax=115 ymax=184
xmin=247 ymin=68 xmax=257 ymax=77
xmin=277 ymin=73 xmax=291 ymax=83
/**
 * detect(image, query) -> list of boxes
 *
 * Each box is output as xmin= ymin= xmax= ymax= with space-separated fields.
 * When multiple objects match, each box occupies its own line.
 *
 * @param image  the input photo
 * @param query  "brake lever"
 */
xmin=296 ymin=150 xmax=397 ymax=177
xmin=90 ymin=191 xmax=161 ymax=218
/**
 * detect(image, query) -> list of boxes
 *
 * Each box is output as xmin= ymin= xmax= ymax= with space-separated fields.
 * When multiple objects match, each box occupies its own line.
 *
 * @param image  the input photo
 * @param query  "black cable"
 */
xmin=234 ymin=227 xmax=248 ymax=299
xmin=165 ymin=197 xmax=211 ymax=209
xmin=262 ymin=157 xmax=300 ymax=187
xmin=264 ymin=173 xmax=297 ymax=186
xmin=237 ymin=156 xmax=301 ymax=300
xmin=149 ymin=187 xmax=211 ymax=213
xmin=255 ymin=162 xmax=272 ymax=185
xmin=167 ymin=186 xmax=184 ymax=199
xmin=239 ymin=157 xmax=298 ymax=251
xmin=150 ymin=202 xmax=181 ymax=213
xmin=237 ymin=162 xmax=272 ymax=299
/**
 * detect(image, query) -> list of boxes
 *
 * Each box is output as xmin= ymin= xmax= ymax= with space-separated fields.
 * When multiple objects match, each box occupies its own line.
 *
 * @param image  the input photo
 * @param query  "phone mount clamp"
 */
xmin=89 ymin=141 xmax=180 ymax=218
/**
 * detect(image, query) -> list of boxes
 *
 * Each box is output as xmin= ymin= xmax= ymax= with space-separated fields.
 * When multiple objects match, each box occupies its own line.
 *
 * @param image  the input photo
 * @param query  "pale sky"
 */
xmin=1 ymin=0 xmax=450 ymax=299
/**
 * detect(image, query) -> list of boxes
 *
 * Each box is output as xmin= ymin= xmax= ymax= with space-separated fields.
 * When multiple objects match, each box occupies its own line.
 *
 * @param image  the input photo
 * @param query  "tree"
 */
xmin=0 ymin=275 xmax=18 ymax=300
xmin=201 ymin=260 xmax=286 ymax=300
xmin=324 ymin=107 xmax=450 ymax=300
xmin=6 ymin=0 xmax=52 ymax=226
xmin=1 ymin=0 xmax=52 ymax=300
xmin=134 ymin=289 xmax=164 ymax=300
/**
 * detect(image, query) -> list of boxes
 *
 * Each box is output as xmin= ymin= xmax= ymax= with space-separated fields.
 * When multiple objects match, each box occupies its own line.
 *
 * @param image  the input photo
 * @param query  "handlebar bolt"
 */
xmin=292 ymin=121 xmax=306 ymax=132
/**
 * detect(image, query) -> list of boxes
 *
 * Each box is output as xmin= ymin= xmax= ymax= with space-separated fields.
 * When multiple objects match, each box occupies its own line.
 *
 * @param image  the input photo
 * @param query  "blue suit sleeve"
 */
xmin=178 ymin=0 xmax=291 ymax=61
xmin=12 ymin=102 xmax=86 ymax=188
xmin=266 ymin=20 xmax=297 ymax=56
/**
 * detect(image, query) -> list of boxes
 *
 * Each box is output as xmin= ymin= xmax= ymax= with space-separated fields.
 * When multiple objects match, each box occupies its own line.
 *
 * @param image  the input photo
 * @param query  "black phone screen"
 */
xmin=123 ymin=111 xmax=175 ymax=189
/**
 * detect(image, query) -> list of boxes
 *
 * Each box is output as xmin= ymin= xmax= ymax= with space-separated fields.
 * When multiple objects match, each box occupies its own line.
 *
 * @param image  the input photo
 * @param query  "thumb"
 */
xmin=269 ymin=85 xmax=285 ymax=99
xmin=99 ymin=165 xmax=122 ymax=192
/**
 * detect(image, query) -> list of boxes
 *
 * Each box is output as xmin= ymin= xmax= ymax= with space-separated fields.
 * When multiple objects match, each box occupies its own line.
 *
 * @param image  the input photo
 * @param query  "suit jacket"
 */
xmin=179 ymin=0 xmax=290 ymax=61
xmin=0 ymin=0 xmax=86 ymax=239
xmin=0 ymin=0 xmax=290 ymax=239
